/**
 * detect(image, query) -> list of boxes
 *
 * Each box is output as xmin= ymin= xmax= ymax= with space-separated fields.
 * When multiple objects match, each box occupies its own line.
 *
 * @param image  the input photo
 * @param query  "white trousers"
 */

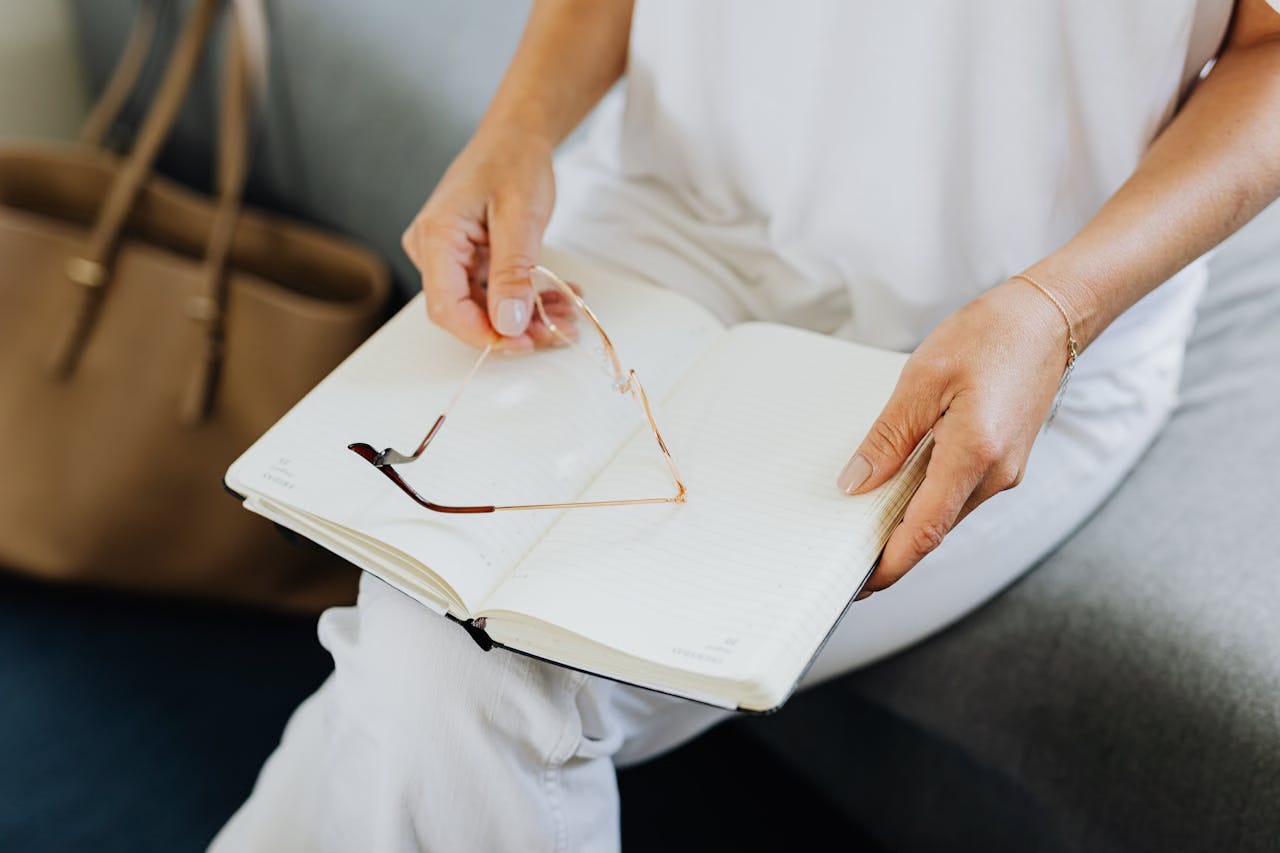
xmin=211 ymin=312 xmax=1188 ymax=853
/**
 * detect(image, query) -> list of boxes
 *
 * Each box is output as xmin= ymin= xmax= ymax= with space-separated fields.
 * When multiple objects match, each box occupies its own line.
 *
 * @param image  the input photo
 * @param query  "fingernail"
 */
xmin=837 ymin=453 xmax=872 ymax=494
xmin=495 ymin=298 xmax=529 ymax=337
xmin=855 ymin=589 xmax=874 ymax=602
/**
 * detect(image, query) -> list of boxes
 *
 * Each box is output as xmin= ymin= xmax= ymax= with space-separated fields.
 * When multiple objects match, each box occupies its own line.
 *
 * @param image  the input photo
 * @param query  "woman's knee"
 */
xmin=322 ymin=573 xmax=593 ymax=756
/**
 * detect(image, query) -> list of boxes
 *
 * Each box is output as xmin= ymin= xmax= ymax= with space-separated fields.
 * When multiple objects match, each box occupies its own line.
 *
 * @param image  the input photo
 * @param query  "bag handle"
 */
xmin=78 ymin=0 xmax=162 ymax=149
xmin=179 ymin=3 xmax=257 ymax=423
xmin=51 ymin=0 xmax=222 ymax=377
xmin=52 ymin=0 xmax=269 ymax=427
xmin=79 ymin=0 xmax=267 ymax=155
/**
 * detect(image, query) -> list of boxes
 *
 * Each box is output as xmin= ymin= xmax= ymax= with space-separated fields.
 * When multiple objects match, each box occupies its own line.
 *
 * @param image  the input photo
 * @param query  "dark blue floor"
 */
xmin=0 ymin=575 xmax=333 ymax=850
xmin=0 ymin=573 xmax=866 ymax=852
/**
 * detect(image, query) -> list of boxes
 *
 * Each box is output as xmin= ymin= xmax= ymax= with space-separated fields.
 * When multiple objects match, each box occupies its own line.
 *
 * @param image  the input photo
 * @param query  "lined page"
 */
xmin=227 ymin=250 xmax=724 ymax=614
xmin=480 ymin=323 xmax=926 ymax=706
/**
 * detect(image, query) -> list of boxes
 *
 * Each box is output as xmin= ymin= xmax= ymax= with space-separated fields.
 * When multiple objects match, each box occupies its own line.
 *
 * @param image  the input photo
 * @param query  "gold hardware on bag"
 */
xmin=66 ymin=257 xmax=107 ymax=288
xmin=186 ymin=295 xmax=221 ymax=324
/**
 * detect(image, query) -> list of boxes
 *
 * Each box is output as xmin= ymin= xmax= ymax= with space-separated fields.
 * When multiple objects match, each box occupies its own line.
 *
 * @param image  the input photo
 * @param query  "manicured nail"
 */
xmin=837 ymin=453 xmax=872 ymax=494
xmin=495 ymin=298 xmax=529 ymax=337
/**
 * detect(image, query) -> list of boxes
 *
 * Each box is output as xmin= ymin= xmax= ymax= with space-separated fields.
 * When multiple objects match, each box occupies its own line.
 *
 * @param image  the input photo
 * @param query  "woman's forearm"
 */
xmin=402 ymin=0 xmax=634 ymax=348
xmin=476 ymin=0 xmax=634 ymax=148
xmin=1027 ymin=17 xmax=1280 ymax=350
xmin=848 ymin=4 xmax=1280 ymax=593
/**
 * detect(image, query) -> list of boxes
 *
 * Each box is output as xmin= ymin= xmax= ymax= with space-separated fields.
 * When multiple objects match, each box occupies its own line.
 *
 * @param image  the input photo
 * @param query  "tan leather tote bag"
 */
xmin=0 ymin=0 xmax=389 ymax=610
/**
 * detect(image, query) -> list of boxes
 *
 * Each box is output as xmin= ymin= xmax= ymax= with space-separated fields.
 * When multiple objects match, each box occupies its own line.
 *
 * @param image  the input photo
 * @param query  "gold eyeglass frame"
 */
xmin=348 ymin=265 xmax=687 ymax=514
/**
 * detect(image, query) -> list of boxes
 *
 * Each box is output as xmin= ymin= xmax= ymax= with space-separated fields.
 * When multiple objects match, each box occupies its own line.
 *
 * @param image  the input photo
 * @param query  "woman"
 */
xmin=214 ymin=1 xmax=1280 ymax=849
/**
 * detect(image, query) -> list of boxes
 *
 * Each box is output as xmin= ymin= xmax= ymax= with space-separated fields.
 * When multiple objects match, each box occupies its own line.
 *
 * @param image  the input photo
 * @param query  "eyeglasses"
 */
xmin=348 ymin=265 xmax=687 ymax=514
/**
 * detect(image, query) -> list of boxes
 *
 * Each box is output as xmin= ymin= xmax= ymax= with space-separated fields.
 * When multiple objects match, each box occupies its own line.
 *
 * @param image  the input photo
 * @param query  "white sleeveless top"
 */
xmin=547 ymin=0 xmax=1234 ymax=368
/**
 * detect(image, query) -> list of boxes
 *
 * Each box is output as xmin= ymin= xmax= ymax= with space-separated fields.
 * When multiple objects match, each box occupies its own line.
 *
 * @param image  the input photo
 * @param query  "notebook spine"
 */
xmin=456 ymin=616 xmax=494 ymax=651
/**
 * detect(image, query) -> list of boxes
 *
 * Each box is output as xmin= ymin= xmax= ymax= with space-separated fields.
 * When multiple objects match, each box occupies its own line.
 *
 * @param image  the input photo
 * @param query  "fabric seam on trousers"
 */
xmin=545 ymin=670 xmax=592 ymax=853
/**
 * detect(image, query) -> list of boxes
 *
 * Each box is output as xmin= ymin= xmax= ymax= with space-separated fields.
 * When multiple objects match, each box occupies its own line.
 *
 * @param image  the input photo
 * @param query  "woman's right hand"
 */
xmin=401 ymin=131 xmax=559 ymax=352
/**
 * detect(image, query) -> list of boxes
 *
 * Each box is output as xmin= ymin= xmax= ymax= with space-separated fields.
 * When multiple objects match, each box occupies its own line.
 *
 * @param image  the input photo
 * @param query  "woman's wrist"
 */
xmin=452 ymin=103 xmax=559 ymax=184
xmin=476 ymin=94 xmax=565 ymax=151
xmin=1016 ymin=253 xmax=1110 ymax=352
xmin=981 ymin=275 xmax=1069 ymax=336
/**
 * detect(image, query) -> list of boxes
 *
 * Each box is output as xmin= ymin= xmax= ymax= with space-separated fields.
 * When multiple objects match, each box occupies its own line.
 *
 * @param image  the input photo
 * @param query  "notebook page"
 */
xmin=227 ymin=251 xmax=724 ymax=613
xmin=480 ymin=323 xmax=925 ymax=703
xmin=245 ymin=494 xmax=467 ymax=615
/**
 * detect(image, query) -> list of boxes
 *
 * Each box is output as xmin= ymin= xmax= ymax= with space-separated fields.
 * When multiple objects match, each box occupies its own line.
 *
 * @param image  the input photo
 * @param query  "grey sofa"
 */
xmin=73 ymin=3 xmax=1280 ymax=851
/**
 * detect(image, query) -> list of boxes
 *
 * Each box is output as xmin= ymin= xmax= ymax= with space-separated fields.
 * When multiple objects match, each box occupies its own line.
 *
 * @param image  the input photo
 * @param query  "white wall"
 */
xmin=0 ymin=0 xmax=88 ymax=138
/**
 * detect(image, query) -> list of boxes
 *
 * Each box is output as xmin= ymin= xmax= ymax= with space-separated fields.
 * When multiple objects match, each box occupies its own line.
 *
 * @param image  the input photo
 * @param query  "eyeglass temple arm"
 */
xmin=535 ymin=267 xmax=686 ymax=503
xmin=627 ymin=369 xmax=687 ymax=501
xmin=366 ymin=343 xmax=494 ymax=467
xmin=347 ymin=442 xmax=498 ymax=513
xmin=349 ymin=374 xmax=688 ymax=513
xmin=349 ymin=443 xmax=684 ymax=514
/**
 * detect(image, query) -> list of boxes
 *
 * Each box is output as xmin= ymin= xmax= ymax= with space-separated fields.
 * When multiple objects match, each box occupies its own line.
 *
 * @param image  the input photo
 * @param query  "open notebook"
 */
xmin=225 ymin=252 xmax=931 ymax=713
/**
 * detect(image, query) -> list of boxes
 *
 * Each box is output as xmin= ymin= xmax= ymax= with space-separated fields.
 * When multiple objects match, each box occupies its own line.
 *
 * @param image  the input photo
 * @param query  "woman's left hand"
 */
xmin=837 ymin=278 xmax=1076 ymax=596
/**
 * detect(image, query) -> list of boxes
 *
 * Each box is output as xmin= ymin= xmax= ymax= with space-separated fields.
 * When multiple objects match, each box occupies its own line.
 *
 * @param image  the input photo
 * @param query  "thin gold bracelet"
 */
xmin=1011 ymin=272 xmax=1079 ymax=428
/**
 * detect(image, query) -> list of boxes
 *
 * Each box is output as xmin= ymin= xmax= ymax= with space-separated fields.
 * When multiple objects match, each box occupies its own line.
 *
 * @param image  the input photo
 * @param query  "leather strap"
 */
xmin=77 ymin=0 xmax=266 ymax=156
xmin=79 ymin=0 xmax=161 ymax=148
xmin=230 ymin=0 xmax=269 ymax=113
xmin=180 ymin=8 xmax=254 ymax=423
xmin=53 ymin=0 xmax=269 ymax=429
xmin=51 ymin=0 xmax=223 ymax=378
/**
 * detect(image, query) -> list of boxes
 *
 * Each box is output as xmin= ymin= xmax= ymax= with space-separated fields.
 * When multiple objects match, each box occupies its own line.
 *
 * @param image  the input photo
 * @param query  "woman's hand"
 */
xmin=837 ymin=279 xmax=1073 ymax=596
xmin=401 ymin=132 xmax=562 ymax=352
xmin=835 ymin=0 xmax=1280 ymax=597
xmin=400 ymin=0 xmax=635 ymax=351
